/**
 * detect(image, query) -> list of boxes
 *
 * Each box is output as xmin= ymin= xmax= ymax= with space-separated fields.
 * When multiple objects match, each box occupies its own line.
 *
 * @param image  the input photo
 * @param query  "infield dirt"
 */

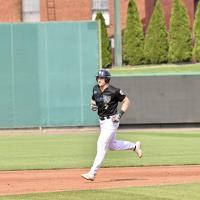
xmin=0 ymin=165 xmax=200 ymax=196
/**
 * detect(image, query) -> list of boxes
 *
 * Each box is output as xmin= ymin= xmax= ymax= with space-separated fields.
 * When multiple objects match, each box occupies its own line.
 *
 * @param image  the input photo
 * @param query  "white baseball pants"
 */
xmin=89 ymin=117 xmax=136 ymax=176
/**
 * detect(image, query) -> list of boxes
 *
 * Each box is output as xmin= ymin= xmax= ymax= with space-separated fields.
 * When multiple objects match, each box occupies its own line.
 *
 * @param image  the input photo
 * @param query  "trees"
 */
xmin=144 ymin=0 xmax=168 ymax=64
xmin=95 ymin=12 xmax=112 ymax=68
xmin=168 ymin=0 xmax=192 ymax=63
xmin=123 ymin=0 xmax=144 ymax=65
xmin=193 ymin=1 xmax=200 ymax=62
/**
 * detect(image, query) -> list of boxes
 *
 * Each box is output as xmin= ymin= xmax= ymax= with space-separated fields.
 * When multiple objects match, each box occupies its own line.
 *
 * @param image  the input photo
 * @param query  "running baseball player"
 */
xmin=81 ymin=69 xmax=142 ymax=181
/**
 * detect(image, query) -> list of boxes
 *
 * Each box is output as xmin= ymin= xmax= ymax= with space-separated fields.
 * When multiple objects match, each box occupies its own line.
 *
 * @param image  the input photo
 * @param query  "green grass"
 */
xmin=0 ymin=130 xmax=200 ymax=170
xmin=0 ymin=131 xmax=200 ymax=199
xmin=1 ymin=183 xmax=200 ymax=200
xmin=109 ymin=63 xmax=200 ymax=76
xmin=0 ymin=133 xmax=96 ymax=170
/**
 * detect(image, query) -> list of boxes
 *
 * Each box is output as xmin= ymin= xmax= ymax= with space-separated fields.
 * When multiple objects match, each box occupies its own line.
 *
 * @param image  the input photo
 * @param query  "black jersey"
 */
xmin=92 ymin=84 xmax=126 ymax=117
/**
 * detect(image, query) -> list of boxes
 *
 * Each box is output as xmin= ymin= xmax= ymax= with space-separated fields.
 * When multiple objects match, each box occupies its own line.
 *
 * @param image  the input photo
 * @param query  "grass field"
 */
xmin=0 ymin=130 xmax=200 ymax=199
xmin=1 ymin=183 xmax=200 ymax=200
xmin=0 ymin=130 xmax=200 ymax=170
xmin=109 ymin=63 xmax=200 ymax=76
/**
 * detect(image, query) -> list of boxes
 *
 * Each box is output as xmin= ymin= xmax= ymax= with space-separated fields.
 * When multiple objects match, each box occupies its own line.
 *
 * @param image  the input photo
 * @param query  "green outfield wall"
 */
xmin=0 ymin=22 xmax=99 ymax=128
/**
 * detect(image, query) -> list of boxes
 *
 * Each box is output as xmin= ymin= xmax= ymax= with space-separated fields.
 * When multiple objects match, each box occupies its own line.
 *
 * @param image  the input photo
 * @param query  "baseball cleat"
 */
xmin=135 ymin=141 xmax=143 ymax=158
xmin=81 ymin=172 xmax=95 ymax=181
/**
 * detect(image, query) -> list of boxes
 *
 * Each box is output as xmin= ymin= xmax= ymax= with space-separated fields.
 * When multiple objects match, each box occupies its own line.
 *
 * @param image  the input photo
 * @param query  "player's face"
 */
xmin=97 ymin=77 xmax=106 ymax=87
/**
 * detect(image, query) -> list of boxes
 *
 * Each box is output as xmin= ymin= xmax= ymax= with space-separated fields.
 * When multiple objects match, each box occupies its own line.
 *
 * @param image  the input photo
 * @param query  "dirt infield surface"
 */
xmin=0 ymin=165 xmax=200 ymax=196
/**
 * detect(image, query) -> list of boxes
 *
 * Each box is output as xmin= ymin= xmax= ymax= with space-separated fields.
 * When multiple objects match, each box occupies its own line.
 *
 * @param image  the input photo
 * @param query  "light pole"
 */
xmin=114 ymin=0 xmax=122 ymax=66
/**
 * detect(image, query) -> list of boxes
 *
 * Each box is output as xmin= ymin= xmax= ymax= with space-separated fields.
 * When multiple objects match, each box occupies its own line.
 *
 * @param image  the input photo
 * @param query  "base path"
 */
xmin=0 ymin=165 xmax=200 ymax=196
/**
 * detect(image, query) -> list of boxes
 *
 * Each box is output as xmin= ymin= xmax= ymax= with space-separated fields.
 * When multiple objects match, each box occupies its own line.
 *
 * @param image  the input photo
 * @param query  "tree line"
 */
xmin=96 ymin=0 xmax=200 ymax=68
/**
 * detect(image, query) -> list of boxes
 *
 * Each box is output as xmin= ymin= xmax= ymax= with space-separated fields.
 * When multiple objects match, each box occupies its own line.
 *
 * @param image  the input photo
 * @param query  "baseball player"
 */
xmin=81 ymin=69 xmax=142 ymax=181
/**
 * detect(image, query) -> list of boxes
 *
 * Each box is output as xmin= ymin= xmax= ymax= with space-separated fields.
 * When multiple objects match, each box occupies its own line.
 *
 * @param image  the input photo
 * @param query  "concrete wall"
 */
xmin=112 ymin=75 xmax=200 ymax=125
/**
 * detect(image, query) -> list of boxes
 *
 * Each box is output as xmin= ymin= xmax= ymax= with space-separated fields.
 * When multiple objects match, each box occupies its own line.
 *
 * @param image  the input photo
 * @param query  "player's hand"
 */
xmin=112 ymin=114 xmax=120 ymax=123
xmin=91 ymin=102 xmax=98 ymax=111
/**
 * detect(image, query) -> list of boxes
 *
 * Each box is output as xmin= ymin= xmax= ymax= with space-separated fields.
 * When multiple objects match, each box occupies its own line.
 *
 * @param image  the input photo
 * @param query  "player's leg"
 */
xmin=109 ymin=138 xmax=142 ymax=158
xmin=81 ymin=127 xmax=111 ymax=181
xmin=109 ymin=138 xmax=135 ymax=150
xmin=81 ymin=118 xmax=119 ymax=181
xmin=89 ymin=119 xmax=118 ymax=175
xmin=109 ymin=127 xmax=143 ymax=158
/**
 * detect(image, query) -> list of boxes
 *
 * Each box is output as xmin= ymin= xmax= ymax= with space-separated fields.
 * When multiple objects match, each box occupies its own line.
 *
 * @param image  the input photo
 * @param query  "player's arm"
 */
xmin=120 ymin=96 xmax=130 ymax=113
xmin=112 ymin=96 xmax=130 ymax=122
xmin=91 ymin=99 xmax=98 ymax=111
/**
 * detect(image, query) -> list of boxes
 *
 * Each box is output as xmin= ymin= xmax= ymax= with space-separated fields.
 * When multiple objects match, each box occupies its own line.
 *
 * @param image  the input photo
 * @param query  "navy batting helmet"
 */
xmin=96 ymin=69 xmax=111 ymax=83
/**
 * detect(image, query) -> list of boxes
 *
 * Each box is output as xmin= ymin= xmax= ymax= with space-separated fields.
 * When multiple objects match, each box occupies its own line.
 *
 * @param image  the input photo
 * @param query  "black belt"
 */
xmin=99 ymin=116 xmax=111 ymax=121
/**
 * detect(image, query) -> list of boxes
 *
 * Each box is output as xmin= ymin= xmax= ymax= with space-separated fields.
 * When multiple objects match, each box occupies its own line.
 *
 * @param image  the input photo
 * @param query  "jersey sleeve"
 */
xmin=92 ymin=89 xmax=95 ymax=100
xmin=116 ymin=88 xmax=126 ymax=102
xmin=91 ymin=86 xmax=96 ymax=100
